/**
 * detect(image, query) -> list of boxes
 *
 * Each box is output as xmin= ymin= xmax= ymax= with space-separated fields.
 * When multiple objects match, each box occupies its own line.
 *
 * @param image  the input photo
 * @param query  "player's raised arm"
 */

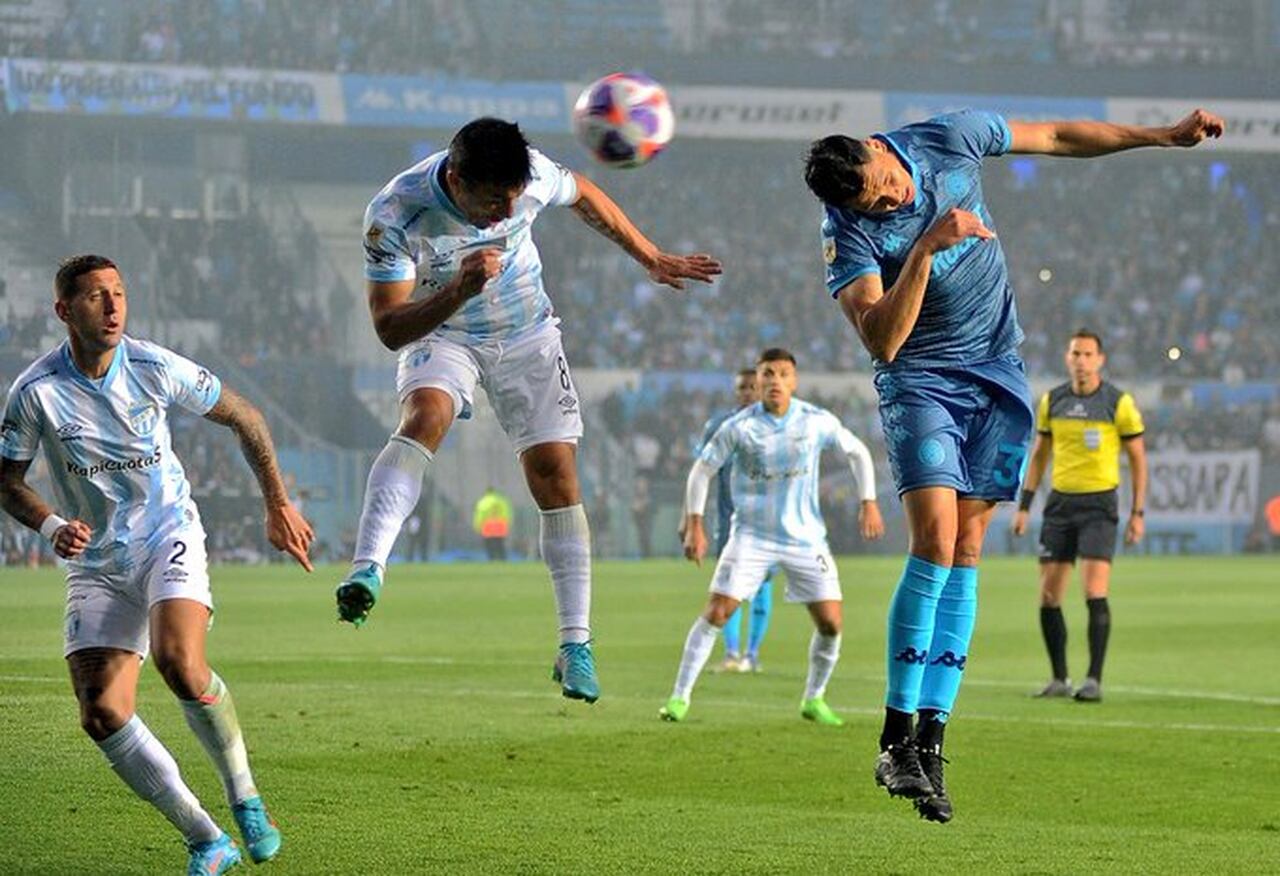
xmin=836 ymin=209 xmax=994 ymax=364
xmin=203 ymin=387 xmax=315 ymax=571
xmin=569 ymin=172 xmax=721 ymax=290
xmin=1008 ymin=109 xmax=1223 ymax=157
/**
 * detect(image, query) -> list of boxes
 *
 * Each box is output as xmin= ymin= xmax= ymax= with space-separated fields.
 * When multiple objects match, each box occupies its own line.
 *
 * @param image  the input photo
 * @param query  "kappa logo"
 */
xmin=929 ymin=650 xmax=967 ymax=670
xmin=882 ymin=232 xmax=908 ymax=255
xmin=56 ymin=422 xmax=86 ymax=441
xmin=893 ymin=647 xmax=928 ymax=665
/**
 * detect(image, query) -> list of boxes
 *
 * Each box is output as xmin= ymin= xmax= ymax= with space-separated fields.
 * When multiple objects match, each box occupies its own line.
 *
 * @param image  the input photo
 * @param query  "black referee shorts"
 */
xmin=1038 ymin=490 xmax=1119 ymax=563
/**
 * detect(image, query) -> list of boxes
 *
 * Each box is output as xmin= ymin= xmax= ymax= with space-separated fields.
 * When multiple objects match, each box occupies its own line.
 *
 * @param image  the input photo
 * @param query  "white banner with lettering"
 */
xmin=1106 ymin=98 xmax=1280 ymax=153
xmin=1144 ymin=450 xmax=1260 ymax=522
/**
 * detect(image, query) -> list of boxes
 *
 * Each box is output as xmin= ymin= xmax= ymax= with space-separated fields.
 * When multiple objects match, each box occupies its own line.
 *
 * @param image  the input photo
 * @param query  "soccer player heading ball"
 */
xmin=805 ymin=107 xmax=1222 ymax=823
xmin=338 ymin=118 xmax=721 ymax=703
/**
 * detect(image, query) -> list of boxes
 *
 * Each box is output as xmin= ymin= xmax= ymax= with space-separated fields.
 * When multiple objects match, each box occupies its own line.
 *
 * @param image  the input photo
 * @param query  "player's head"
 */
xmin=1066 ymin=329 xmax=1105 ymax=384
xmin=733 ymin=368 xmax=759 ymax=408
xmin=446 ymin=117 xmax=533 ymax=228
xmin=54 ymin=254 xmax=126 ymax=352
xmin=804 ymin=135 xmax=915 ymax=214
xmin=756 ymin=348 xmax=798 ymax=414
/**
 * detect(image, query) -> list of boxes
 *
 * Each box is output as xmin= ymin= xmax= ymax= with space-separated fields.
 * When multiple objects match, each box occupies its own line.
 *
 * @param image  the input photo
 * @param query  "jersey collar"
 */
xmin=61 ymin=338 xmax=124 ymax=394
xmin=431 ymin=156 xmax=469 ymax=224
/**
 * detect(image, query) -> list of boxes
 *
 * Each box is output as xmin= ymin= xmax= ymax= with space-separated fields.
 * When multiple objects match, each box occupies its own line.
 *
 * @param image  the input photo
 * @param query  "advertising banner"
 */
xmin=344 ymin=74 xmax=568 ymax=132
xmin=885 ymin=92 xmax=1106 ymax=128
xmin=657 ymin=85 xmax=884 ymax=140
xmin=3 ymin=58 xmax=344 ymax=123
xmin=1107 ymin=97 xmax=1280 ymax=152
xmin=1145 ymin=450 xmax=1260 ymax=522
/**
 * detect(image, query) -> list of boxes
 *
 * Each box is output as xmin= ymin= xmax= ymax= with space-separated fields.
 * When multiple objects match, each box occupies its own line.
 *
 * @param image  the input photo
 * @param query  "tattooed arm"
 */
xmin=570 ymin=172 xmax=722 ymax=290
xmin=0 ymin=457 xmax=91 ymax=557
xmin=204 ymin=386 xmax=315 ymax=570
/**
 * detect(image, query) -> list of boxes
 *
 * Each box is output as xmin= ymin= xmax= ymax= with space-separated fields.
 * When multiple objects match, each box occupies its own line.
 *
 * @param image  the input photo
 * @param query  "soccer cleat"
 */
xmin=1073 ymin=677 xmax=1103 ymax=702
xmin=231 ymin=796 xmax=282 ymax=863
xmin=875 ymin=743 xmax=934 ymax=799
xmin=551 ymin=641 xmax=599 ymax=703
xmin=187 ymin=832 xmax=242 ymax=875
xmin=1034 ymin=678 xmax=1073 ymax=698
xmin=336 ymin=563 xmax=382 ymax=627
xmin=913 ymin=744 xmax=954 ymax=823
xmin=800 ymin=697 xmax=845 ymax=727
xmin=658 ymin=696 xmax=689 ymax=722
xmin=711 ymin=655 xmax=744 ymax=673
xmin=740 ymin=655 xmax=763 ymax=674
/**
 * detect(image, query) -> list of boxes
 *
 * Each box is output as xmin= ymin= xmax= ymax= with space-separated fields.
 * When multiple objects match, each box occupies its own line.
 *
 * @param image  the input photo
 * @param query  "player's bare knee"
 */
xmin=952 ymin=543 xmax=982 ymax=568
xmin=703 ymin=598 xmax=736 ymax=627
xmin=78 ymin=698 xmax=131 ymax=740
xmin=152 ymin=648 xmax=210 ymax=699
xmin=910 ymin=531 xmax=954 ymax=567
xmin=815 ymin=617 xmax=841 ymax=637
xmin=397 ymin=408 xmax=449 ymax=449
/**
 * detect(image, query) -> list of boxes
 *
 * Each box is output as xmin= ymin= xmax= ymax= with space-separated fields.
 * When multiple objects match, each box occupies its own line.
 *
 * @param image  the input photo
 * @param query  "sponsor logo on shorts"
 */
xmin=917 ymin=438 xmax=946 ymax=467
xmin=66 ymin=449 xmax=163 ymax=479
xmin=893 ymin=647 xmax=928 ymax=665
xmin=929 ymin=650 xmax=967 ymax=670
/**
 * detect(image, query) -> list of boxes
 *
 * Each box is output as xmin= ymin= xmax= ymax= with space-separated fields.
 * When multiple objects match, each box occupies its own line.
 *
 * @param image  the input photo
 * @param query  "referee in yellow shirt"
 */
xmin=1012 ymin=330 xmax=1148 ymax=702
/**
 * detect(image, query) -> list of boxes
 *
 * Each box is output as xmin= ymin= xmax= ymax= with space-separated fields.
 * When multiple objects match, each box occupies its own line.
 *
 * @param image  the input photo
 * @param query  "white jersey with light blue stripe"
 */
xmin=362 ymin=148 xmax=579 ymax=345
xmin=0 ymin=337 xmax=221 ymax=572
xmin=698 ymin=398 xmax=846 ymax=549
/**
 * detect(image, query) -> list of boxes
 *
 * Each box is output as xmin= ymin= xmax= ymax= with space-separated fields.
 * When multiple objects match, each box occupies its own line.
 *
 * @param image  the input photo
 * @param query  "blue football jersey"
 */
xmin=822 ymin=110 xmax=1023 ymax=371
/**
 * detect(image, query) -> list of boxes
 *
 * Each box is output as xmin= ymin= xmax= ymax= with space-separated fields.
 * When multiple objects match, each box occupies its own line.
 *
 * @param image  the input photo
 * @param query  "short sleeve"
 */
xmin=698 ymin=419 xmax=738 ymax=469
xmin=1036 ymin=393 xmax=1051 ymax=435
xmin=1 ymin=386 xmax=42 ymax=461
xmin=938 ymin=109 xmax=1012 ymax=161
xmin=696 ymin=416 xmax=719 ymax=455
xmin=156 ymin=347 xmax=222 ymax=415
xmin=526 ymin=149 xmax=578 ymax=207
xmin=1115 ymin=393 xmax=1145 ymax=438
xmin=823 ymin=213 xmax=880 ymax=298
xmin=363 ymin=202 xmax=416 ymax=284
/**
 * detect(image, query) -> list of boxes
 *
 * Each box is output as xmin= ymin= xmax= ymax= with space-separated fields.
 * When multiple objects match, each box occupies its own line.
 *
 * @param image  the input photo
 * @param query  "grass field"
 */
xmin=1 ymin=556 xmax=1278 ymax=875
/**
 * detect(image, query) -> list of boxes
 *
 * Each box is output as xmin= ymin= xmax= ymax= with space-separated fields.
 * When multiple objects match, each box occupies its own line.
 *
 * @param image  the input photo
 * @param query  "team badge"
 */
xmin=127 ymin=400 xmax=158 ymax=435
xmin=822 ymin=237 xmax=837 ymax=265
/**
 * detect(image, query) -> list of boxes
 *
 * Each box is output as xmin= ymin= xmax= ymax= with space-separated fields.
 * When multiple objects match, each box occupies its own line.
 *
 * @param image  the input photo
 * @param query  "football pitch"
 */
xmin=1 ymin=556 xmax=1277 ymax=875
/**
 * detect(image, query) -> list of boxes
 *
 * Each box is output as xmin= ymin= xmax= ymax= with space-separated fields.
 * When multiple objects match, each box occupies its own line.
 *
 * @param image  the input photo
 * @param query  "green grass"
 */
xmin=1 ymin=556 xmax=1278 ymax=874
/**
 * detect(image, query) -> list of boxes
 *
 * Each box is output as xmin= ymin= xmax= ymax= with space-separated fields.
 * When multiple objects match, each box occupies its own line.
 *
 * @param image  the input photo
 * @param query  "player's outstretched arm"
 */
xmin=0 ymin=457 xmax=92 ymax=557
xmin=1008 ymin=109 xmax=1224 ymax=157
xmin=1012 ymin=433 xmax=1053 ymax=536
xmin=837 ymin=209 xmax=993 ymax=363
xmin=569 ymin=172 xmax=721 ymax=290
xmin=204 ymin=387 xmax=315 ymax=570
xmin=368 ymin=249 xmax=502 ymax=351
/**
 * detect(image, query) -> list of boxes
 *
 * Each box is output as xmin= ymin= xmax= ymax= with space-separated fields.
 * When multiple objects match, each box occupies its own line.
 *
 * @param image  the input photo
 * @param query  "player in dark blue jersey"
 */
xmin=805 ymin=107 xmax=1223 ymax=823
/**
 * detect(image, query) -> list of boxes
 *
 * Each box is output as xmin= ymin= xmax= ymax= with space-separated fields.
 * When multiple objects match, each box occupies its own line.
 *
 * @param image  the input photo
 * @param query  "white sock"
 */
xmin=352 ymin=435 xmax=433 ymax=570
xmin=96 ymin=715 xmax=221 ymax=844
xmin=540 ymin=504 xmax=591 ymax=645
xmin=180 ymin=672 xmax=257 ymax=805
xmin=804 ymin=632 xmax=842 ymax=700
xmin=673 ymin=617 xmax=720 ymax=701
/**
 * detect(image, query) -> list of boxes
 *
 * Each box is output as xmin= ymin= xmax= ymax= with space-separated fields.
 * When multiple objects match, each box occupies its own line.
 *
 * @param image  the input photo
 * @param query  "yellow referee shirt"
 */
xmin=1037 ymin=381 xmax=1144 ymax=494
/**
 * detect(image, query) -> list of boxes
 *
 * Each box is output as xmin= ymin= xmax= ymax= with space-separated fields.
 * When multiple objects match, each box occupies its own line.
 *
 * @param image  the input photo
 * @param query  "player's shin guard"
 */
xmin=180 ymin=672 xmax=258 ymax=805
xmin=352 ymin=435 xmax=433 ymax=570
xmin=804 ymin=631 xmax=841 ymax=699
xmin=918 ymin=566 xmax=979 ymax=720
xmin=748 ymin=576 xmax=773 ymax=660
xmin=539 ymin=504 xmax=591 ymax=645
xmin=673 ymin=617 xmax=719 ymax=700
xmin=96 ymin=715 xmax=222 ymax=844
xmin=884 ymin=556 xmax=951 ymax=715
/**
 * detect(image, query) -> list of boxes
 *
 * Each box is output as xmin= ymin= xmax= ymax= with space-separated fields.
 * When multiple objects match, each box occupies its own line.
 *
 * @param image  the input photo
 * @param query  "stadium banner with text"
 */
xmin=658 ymin=85 xmax=884 ymax=140
xmin=1144 ymin=450 xmax=1261 ymax=522
xmin=344 ymin=74 xmax=568 ymax=132
xmin=2 ymin=58 xmax=344 ymax=123
xmin=884 ymin=92 xmax=1106 ymax=129
xmin=1107 ymin=98 xmax=1280 ymax=153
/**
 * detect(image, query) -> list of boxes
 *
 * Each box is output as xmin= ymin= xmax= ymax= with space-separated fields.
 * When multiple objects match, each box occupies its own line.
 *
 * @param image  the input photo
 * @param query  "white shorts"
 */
xmin=396 ymin=321 xmax=583 ymax=455
xmin=63 ymin=525 xmax=213 ymax=658
xmin=710 ymin=533 xmax=841 ymax=605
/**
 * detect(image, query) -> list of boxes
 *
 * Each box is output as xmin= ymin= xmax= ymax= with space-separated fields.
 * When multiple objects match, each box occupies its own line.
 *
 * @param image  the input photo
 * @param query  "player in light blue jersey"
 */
xmin=689 ymin=368 xmax=777 ymax=673
xmin=806 ymin=107 xmax=1224 ymax=822
xmin=338 ymin=118 xmax=721 ymax=706
xmin=660 ymin=348 xmax=884 ymax=725
xmin=0 ymin=255 xmax=315 ymax=873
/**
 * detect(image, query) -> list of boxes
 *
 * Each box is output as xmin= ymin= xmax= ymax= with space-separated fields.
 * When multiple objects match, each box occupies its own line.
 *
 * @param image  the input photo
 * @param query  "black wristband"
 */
xmin=1132 ymin=508 xmax=1144 ymax=517
xmin=1018 ymin=489 xmax=1036 ymax=512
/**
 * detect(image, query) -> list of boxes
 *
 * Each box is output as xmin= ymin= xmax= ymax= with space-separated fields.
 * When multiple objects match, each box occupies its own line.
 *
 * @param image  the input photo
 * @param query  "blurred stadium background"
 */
xmin=2 ymin=0 xmax=1278 ymax=567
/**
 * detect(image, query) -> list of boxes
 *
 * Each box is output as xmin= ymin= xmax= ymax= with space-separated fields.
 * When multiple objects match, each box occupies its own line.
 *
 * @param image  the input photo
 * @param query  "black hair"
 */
xmin=448 ymin=117 xmax=533 ymax=189
xmin=1071 ymin=328 xmax=1104 ymax=352
xmin=55 ymin=254 xmax=118 ymax=299
xmin=804 ymin=135 xmax=873 ymax=206
xmin=736 ymin=368 xmax=758 ymax=379
xmin=757 ymin=348 xmax=797 ymax=367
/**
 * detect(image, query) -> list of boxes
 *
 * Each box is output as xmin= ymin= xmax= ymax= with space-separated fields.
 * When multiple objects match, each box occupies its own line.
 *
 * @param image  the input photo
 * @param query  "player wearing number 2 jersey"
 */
xmin=806 ymin=106 xmax=1223 ymax=823
xmin=0 ymin=255 xmax=314 ymax=874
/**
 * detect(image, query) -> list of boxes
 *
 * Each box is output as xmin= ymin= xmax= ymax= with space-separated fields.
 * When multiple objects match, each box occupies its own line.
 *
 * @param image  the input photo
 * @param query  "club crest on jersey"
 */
xmin=822 ymin=237 xmax=837 ymax=265
xmin=127 ymin=401 xmax=158 ymax=435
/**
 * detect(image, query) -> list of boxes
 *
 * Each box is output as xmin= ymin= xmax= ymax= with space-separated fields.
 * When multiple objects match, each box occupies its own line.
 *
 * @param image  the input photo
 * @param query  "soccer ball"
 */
xmin=572 ymin=72 xmax=674 ymax=168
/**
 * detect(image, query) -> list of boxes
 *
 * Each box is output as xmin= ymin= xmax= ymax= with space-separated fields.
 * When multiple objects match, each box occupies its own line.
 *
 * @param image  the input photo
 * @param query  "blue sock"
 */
xmin=885 ymin=555 xmax=951 ymax=714
xmin=918 ymin=566 xmax=979 ymax=721
xmin=722 ymin=603 xmax=743 ymax=657
xmin=746 ymin=575 xmax=773 ymax=659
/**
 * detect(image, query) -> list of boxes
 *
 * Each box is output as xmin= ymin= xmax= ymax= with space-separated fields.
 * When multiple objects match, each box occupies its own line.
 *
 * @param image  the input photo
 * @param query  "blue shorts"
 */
xmin=875 ymin=353 xmax=1034 ymax=501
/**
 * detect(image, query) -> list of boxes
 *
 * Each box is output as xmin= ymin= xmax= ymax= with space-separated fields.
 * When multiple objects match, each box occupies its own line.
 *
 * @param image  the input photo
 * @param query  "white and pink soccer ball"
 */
xmin=572 ymin=72 xmax=674 ymax=168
